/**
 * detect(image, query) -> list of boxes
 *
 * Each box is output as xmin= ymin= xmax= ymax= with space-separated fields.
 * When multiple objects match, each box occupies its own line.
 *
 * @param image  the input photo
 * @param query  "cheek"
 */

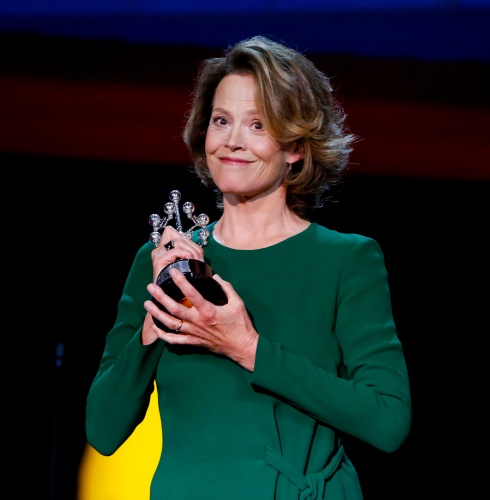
xmin=205 ymin=129 xmax=221 ymax=154
xmin=254 ymin=137 xmax=283 ymax=159
xmin=204 ymin=134 xmax=212 ymax=154
xmin=258 ymin=146 xmax=286 ymax=166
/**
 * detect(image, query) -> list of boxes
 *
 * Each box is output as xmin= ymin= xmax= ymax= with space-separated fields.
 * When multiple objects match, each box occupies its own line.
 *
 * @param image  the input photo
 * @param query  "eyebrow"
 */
xmin=211 ymin=106 xmax=260 ymax=117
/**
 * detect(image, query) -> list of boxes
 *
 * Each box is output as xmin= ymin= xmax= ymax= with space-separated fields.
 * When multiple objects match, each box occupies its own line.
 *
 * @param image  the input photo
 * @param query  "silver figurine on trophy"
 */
xmin=149 ymin=190 xmax=227 ymax=330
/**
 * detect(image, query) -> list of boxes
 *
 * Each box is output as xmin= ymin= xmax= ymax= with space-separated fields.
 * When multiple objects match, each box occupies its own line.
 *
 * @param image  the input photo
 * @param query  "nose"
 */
xmin=225 ymin=125 xmax=245 ymax=151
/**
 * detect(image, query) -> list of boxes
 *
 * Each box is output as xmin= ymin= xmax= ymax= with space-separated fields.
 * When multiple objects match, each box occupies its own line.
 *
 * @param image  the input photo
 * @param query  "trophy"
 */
xmin=149 ymin=190 xmax=228 ymax=330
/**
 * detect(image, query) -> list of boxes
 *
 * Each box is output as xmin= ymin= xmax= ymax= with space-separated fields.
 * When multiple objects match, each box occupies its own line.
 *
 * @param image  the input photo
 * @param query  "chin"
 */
xmin=214 ymin=180 xmax=248 ymax=195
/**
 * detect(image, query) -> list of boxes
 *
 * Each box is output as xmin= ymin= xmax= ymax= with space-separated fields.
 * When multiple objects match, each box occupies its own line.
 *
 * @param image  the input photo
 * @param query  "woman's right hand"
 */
xmin=150 ymin=226 xmax=205 ymax=282
xmin=142 ymin=226 xmax=205 ymax=345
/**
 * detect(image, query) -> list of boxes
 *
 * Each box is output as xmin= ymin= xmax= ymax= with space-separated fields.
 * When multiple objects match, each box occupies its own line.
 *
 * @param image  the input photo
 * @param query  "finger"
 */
xmin=212 ymin=273 xmax=225 ymax=284
xmin=154 ymin=329 xmax=202 ymax=346
xmin=168 ymin=268 xmax=207 ymax=308
xmin=157 ymin=226 xmax=183 ymax=249
xmin=161 ymin=237 xmax=205 ymax=262
xmin=147 ymin=281 xmax=195 ymax=321
xmin=144 ymin=298 xmax=181 ymax=332
xmin=212 ymin=274 xmax=235 ymax=298
xmin=152 ymin=241 xmax=204 ymax=273
xmin=160 ymin=225 xmax=184 ymax=240
xmin=151 ymin=313 xmax=206 ymax=346
xmin=146 ymin=284 xmax=183 ymax=318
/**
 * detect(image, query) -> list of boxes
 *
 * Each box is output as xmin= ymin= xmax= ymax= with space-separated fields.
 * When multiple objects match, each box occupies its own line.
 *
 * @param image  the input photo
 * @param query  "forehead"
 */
xmin=213 ymin=74 xmax=257 ymax=108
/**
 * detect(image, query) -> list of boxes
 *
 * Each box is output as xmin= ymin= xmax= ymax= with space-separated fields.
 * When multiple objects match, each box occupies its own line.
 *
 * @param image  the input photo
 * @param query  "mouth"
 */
xmin=218 ymin=156 xmax=253 ymax=166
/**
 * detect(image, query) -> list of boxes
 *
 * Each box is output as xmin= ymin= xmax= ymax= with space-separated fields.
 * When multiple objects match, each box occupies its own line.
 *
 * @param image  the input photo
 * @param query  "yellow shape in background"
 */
xmin=77 ymin=386 xmax=161 ymax=500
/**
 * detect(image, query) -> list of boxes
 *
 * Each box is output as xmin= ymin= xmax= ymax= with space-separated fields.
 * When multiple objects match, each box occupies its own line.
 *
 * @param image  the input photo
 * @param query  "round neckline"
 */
xmin=209 ymin=220 xmax=313 ymax=251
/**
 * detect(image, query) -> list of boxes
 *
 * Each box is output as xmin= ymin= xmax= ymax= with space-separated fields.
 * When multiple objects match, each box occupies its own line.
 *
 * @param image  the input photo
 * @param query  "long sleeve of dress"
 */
xmin=85 ymin=242 xmax=162 ymax=456
xmin=250 ymin=233 xmax=411 ymax=453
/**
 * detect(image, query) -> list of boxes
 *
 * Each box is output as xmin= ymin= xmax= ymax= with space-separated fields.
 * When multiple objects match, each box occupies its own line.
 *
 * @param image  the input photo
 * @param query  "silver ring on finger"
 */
xmin=175 ymin=319 xmax=183 ymax=332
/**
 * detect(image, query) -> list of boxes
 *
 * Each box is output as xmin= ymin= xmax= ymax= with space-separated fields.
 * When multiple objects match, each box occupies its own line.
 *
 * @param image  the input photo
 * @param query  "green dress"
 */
xmin=86 ymin=222 xmax=411 ymax=499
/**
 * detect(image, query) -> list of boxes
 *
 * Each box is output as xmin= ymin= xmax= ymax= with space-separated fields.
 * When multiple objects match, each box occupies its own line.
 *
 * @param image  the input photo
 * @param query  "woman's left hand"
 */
xmin=144 ymin=269 xmax=259 ymax=372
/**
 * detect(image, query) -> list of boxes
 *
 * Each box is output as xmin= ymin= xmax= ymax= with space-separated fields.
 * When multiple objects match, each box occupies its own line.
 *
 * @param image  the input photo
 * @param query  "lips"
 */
xmin=218 ymin=156 xmax=253 ymax=165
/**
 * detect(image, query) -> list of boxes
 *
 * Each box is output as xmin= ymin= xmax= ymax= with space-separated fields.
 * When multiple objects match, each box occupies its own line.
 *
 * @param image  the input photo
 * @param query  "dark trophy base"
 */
xmin=152 ymin=258 xmax=228 ymax=332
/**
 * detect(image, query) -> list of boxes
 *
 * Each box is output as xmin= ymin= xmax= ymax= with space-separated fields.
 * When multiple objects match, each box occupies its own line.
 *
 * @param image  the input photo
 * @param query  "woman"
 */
xmin=86 ymin=35 xmax=411 ymax=499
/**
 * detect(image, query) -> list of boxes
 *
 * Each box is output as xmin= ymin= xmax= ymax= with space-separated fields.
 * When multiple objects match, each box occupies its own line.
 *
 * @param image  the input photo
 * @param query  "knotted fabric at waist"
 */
xmin=264 ymin=444 xmax=345 ymax=500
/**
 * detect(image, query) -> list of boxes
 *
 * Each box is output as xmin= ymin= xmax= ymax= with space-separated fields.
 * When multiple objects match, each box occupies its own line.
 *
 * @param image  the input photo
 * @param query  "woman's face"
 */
xmin=205 ymin=73 xmax=300 ymax=201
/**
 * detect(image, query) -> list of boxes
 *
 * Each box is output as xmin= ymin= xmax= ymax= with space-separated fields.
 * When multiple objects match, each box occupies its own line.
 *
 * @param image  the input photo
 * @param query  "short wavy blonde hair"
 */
xmin=183 ymin=35 xmax=356 ymax=218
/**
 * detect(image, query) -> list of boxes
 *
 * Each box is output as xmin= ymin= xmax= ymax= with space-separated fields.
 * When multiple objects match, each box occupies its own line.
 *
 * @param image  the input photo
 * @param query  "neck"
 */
xmin=213 ymin=194 xmax=309 ymax=250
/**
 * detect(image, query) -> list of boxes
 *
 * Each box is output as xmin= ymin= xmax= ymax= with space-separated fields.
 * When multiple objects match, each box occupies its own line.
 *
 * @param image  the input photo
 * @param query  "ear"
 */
xmin=286 ymin=141 xmax=304 ymax=165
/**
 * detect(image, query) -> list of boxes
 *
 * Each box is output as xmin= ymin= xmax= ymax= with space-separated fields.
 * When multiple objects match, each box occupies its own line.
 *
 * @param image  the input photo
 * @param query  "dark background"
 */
xmin=2 ymin=2 xmax=489 ymax=499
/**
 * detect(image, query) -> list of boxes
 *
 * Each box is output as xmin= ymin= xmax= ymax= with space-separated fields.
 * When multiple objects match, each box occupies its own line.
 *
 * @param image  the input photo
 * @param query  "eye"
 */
xmin=252 ymin=121 xmax=264 ymax=130
xmin=212 ymin=116 xmax=228 ymax=126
